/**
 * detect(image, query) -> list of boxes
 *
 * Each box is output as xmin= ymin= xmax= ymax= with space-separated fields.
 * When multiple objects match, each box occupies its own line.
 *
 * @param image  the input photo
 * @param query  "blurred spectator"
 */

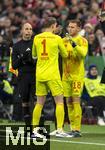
xmin=82 ymin=64 xmax=105 ymax=126
xmin=0 ymin=0 xmax=103 ymax=56
xmin=88 ymin=33 xmax=101 ymax=56
xmin=84 ymin=23 xmax=94 ymax=39
xmin=97 ymin=5 xmax=105 ymax=84
xmin=0 ymin=0 xmax=105 ymax=122
xmin=95 ymin=28 xmax=104 ymax=40
xmin=87 ymin=2 xmax=99 ymax=26
xmin=0 ymin=73 xmax=13 ymax=104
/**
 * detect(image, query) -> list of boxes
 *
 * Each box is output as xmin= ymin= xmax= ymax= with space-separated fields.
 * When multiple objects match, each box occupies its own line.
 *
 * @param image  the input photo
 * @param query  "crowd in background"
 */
xmin=0 ymin=0 xmax=105 ymax=59
xmin=0 ymin=0 xmax=105 ymax=123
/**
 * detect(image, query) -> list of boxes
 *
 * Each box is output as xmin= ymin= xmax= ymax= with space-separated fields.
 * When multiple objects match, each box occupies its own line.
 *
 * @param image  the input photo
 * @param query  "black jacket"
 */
xmin=100 ymin=21 xmax=105 ymax=83
xmin=12 ymin=39 xmax=36 ymax=76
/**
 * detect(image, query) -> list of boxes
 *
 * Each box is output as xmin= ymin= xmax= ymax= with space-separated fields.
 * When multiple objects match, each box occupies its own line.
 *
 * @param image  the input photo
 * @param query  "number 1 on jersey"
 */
xmin=41 ymin=39 xmax=48 ymax=56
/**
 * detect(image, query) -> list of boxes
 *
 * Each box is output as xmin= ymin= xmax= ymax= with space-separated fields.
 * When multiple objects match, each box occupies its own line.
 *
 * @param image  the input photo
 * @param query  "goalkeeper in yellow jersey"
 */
xmin=32 ymin=17 xmax=70 ymax=138
xmin=62 ymin=20 xmax=88 ymax=137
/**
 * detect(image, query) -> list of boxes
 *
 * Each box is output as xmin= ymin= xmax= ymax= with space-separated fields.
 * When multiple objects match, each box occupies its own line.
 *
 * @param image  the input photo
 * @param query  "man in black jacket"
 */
xmin=99 ymin=4 xmax=105 ymax=84
xmin=12 ymin=23 xmax=36 ymax=128
xmin=100 ymin=13 xmax=105 ymax=84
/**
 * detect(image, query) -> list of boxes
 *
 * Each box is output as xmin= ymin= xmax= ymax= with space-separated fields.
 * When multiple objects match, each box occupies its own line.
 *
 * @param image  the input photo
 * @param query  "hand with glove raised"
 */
xmin=66 ymin=33 xmax=77 ymax=47
xmin=18 ymin=49 xmax=31 ymax=64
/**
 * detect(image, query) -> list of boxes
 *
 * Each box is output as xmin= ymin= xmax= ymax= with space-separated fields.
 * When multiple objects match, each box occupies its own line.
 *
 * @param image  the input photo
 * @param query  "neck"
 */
xmin=22 ymin=37 xmax=31 ymax=41
xmin=71 ymin=33 xmax=78 ymax=37
xmin=44 ymin=28 xmax=53 ymax=33
xmin=87 ymin=74 xmax=97 ymax=79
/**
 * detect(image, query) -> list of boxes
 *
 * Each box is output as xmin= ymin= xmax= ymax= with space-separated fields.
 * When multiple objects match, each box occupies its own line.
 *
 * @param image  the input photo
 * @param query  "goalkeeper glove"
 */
xmin=18 ymin=50 xmax=31 ymax=64
xmin=66 ymin=33 xmax=77 ymax=47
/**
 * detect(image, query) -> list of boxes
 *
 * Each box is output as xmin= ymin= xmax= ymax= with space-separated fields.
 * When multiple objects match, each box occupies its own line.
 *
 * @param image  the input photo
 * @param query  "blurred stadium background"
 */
xmin=0 ymin=0 xmax=105 ymax=150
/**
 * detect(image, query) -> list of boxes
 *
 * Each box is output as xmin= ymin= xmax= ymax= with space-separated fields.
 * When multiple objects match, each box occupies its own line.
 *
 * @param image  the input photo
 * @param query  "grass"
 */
xmin=50 ymin=124 xmax=105 ymax=150
xmin=0 ymin=119 xmax=105 ymax=150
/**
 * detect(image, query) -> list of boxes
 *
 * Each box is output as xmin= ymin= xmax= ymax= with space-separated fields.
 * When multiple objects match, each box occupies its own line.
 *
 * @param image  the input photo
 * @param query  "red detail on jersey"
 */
xmin=72 ymin=81 xmax=81 ymax=90
xmin=41 ymin=39 xmax=48 ymax=56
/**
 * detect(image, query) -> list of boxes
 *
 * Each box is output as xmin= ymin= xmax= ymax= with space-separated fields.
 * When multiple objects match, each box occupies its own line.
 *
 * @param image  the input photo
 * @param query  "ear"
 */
xmin=67 ymin=26 xmax=69 ymax=32
xmin=50 ymin=24 xmax=55 ymax=33
xmin=32 ymin=31 xmax=34 ymax=36
xmin=20 ymin=29 xmax=23 ymax=35
xmin=77 ymin=26 xmax=81 ymax=32
xmin=51 ymin=24 xmax=54 ymax=29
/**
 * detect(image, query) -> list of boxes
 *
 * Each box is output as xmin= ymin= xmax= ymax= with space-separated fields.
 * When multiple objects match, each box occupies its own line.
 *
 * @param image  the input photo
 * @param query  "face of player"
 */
xmin=90 ymin=67 xmax=98 ymax=76
xmin=67 ymin=22 xmax=79 ymax=37
xmin=22 ymin=23 xmax=33 ymax=40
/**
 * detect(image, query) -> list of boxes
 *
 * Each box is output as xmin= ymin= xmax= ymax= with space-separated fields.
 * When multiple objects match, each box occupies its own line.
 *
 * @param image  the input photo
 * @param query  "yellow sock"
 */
xmin=32 ymin=103 xmax=43 ymax=127
xmin=67 ymin=104 xmax=75 ymax=131
xmin=73 ymin=102 xmax=82 ymax=131
xmin=56 ymin=103 xmax=64 ymax=129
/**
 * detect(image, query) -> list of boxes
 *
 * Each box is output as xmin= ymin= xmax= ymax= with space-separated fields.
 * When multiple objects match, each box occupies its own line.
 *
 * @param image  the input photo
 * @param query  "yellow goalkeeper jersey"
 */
xmin=62 ymin=34 xmax=88 ymax=80
xmin=32 ymin=31 xmax=68 ymax=81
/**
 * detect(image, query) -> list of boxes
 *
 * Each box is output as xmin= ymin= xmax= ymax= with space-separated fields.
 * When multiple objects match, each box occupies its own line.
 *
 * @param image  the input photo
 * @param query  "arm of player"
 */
xmin=32 ymin=37 xmax=37 ymax=58
xmin=74 ymin=38 xmax=88 ymax=57
xmin=58 ymin=36 xmax=68 ymax=58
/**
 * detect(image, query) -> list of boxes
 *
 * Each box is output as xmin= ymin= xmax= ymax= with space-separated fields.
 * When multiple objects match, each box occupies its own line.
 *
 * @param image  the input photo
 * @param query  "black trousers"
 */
xmin=90 ymin=96 xmax=105 ymax=117
xmin=17 ymin=72 xmax=35 ymax=103
xmin=101 ymin=67 xmax=105 ymax=84
xmin=12 ymin=72 xmax=36 ymax=121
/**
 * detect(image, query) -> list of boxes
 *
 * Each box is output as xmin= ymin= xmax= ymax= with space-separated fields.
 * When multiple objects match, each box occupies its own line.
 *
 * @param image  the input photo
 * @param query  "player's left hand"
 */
xmin=66 ymin=33 xmax=77 ymax=47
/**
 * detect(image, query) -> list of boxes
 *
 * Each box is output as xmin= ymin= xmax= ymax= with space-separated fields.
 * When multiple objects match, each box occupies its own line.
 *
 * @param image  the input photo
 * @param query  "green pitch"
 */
xmin=0 ymin=119 xmax=105 ymax=150
xmin=50 ymin=123 xmax=105 ymax=150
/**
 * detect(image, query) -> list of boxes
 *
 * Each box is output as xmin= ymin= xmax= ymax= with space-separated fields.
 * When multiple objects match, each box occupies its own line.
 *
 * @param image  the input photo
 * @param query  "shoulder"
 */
xmin=3 ymin=80 xmax=9 ymax=84
xmin=97 ymin=76 xmax=101 ymax=81
xmin=78 ymin=35 xmax=87 ymax=43
xmin=53 ymin=34 xmax=63 ymax=42
xmin=33 ymin=33 xmax=42 ymax=42
xmin=34 ymin=33 xmax=43 ymax=38
xmin=13 ymin=40 xmax=22 ymax=49
xmin=29 ymin=38 xmax=34 ymax=44
xmin=84 ymin=77 xmax=88 ymax=81
xmin=53 ymin=34 xmax=61 ymax=39
xmin=77 ymin=35 xmax=88 ymax=46
xmin=84 ymin=77 xmax=91 ymax=82
xmin=62 ymin=37 xmax=68 ymax=42
xmin=15 ymin=40 xmax=23 ymax=45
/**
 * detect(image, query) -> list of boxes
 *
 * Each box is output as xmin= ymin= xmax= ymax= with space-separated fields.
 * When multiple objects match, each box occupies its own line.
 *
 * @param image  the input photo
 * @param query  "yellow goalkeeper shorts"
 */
xmin=62 ymin=79 xmax=84 ymax=97
xmin=36 ymin=80 xmax=63 ymax=96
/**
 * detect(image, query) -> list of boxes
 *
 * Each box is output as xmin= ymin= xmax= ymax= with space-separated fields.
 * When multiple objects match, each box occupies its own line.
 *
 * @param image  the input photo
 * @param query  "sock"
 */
xmin=73 ymin=102 xmax=82 ymax=131
xmin=32 ymin=103 xmax=43 ymax=128
xmin=56 ymin=103 xmax=64 ymax=129
xmin=67 ymin=104 xmax=75 ymax=131
xmin=22 ymin=106 xmax=31 ymax=126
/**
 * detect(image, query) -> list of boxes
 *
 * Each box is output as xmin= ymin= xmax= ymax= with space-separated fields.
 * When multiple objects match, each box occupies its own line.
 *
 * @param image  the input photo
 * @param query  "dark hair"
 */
xmin=87 ymin=64 xmax=98 ymax=79
xmin=88 ymin=64 xmax=97 ymax=72
xmin=68 ymin=19 xmax=81 ymax=27
xmin=43 ymin=17 xmax=57 ymax=28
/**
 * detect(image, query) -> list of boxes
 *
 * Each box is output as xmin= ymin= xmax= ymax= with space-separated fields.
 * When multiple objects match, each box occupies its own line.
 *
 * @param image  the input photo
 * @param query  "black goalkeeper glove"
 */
xmin=18 ymin=50 xmax=31 ymax=64
xmin=66 ymin=33 xmax=77 ymax=47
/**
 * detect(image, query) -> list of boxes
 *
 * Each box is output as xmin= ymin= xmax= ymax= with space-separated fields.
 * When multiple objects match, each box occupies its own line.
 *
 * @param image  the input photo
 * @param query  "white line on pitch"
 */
xmin=0 ymin=129 xmax=105 ymax=134
xmin=50 ymin=139 xmax=105 ymax=146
